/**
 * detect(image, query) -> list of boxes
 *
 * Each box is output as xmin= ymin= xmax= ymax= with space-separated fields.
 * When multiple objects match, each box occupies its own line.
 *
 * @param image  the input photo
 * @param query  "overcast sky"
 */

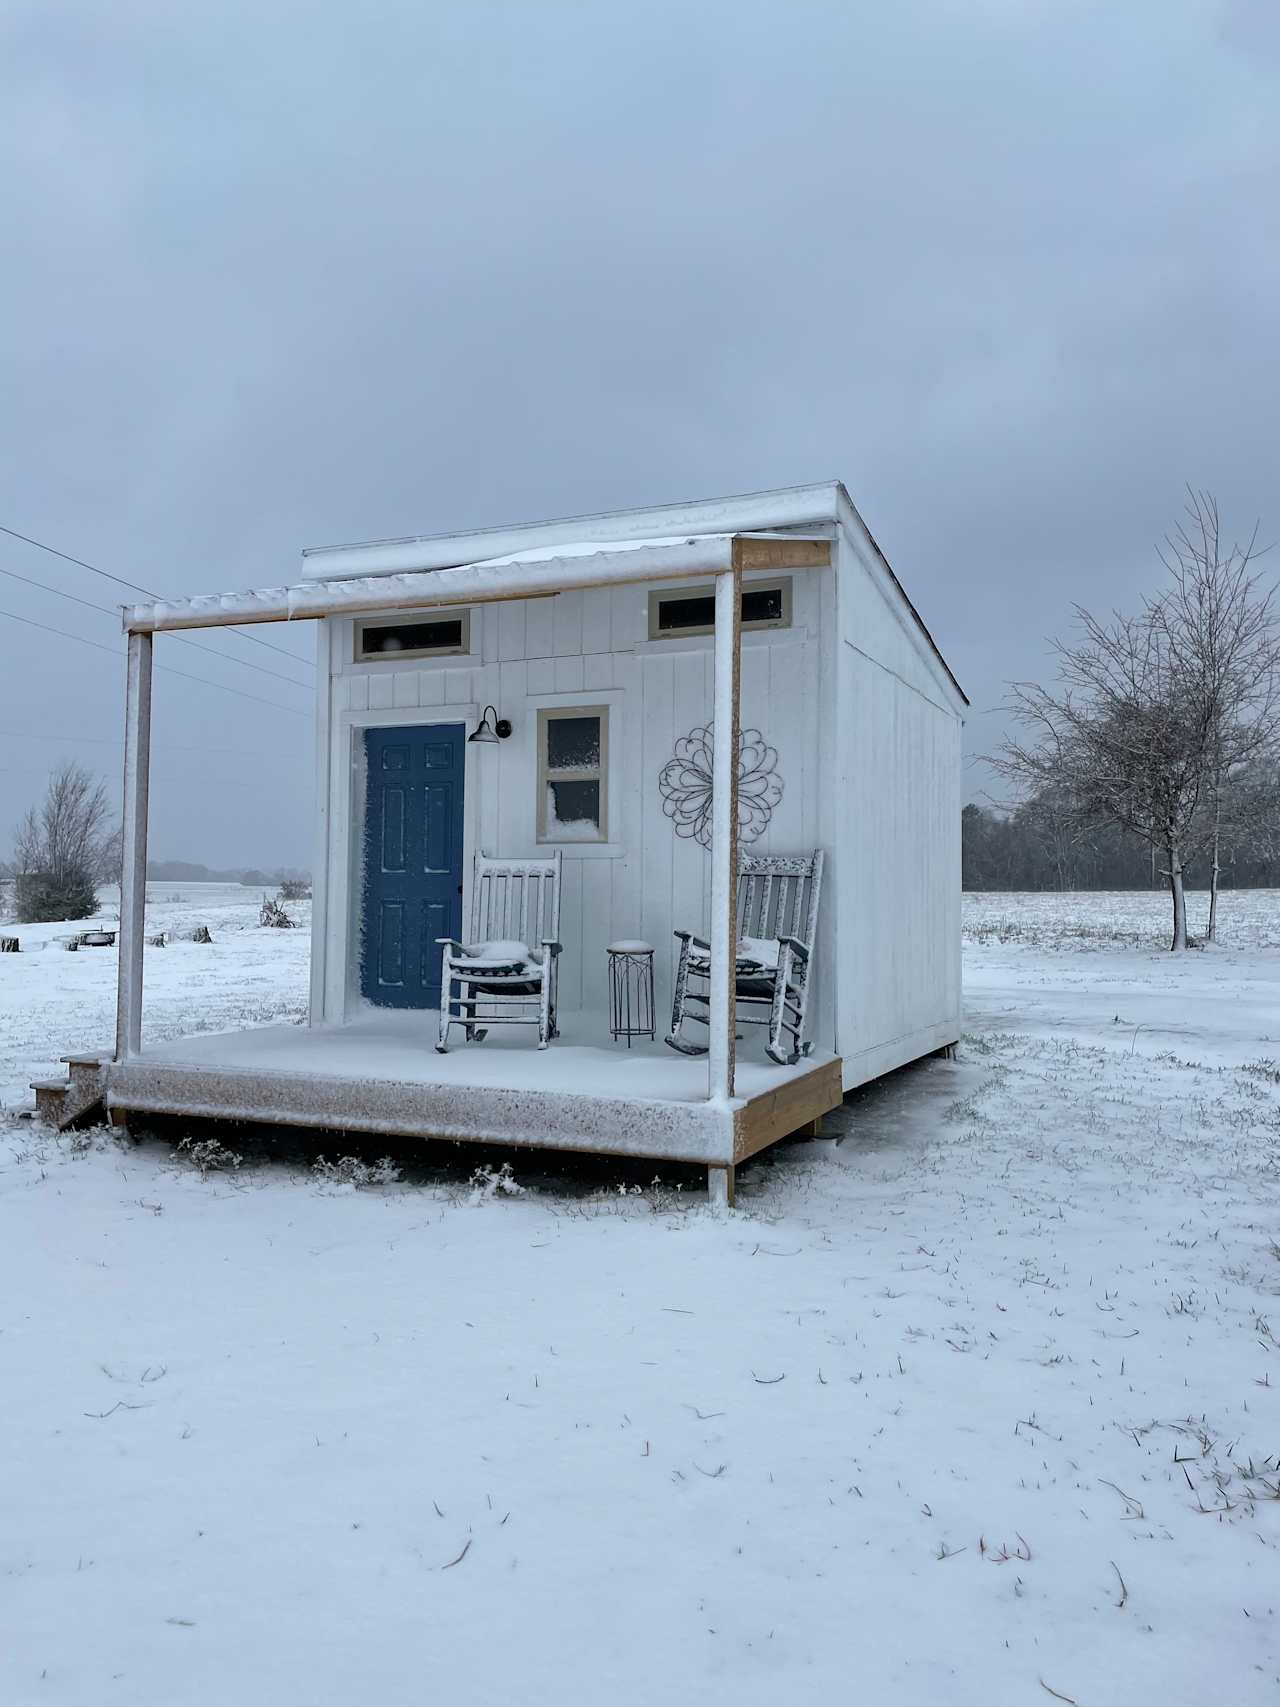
xmin=3 ymin=0 xmax=1277 ymax=868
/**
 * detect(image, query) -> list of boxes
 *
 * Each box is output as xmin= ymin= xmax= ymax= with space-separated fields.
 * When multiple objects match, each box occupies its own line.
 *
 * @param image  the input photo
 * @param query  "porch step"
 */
xmin=32 ymin=1056 xmax=110 ymax=1131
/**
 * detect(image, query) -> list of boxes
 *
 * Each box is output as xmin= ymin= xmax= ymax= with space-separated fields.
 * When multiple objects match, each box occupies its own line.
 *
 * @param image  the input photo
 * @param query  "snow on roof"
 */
xmin=463 ymin=533 xmax=724 ymax=571
xmin=123 ymin=536 xmax=746 ymax=635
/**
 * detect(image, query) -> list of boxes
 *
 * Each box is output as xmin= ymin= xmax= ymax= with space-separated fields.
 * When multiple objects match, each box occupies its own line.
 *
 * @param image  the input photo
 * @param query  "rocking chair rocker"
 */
xmin=666 ymin=850 xmax=824 ymax=1066
xmin=436 ymin=850 xmax=563 ymax=1052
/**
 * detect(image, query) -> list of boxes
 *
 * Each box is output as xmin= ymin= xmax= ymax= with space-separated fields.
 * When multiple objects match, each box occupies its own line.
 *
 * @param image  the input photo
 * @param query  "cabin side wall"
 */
xmin=310 ymin=560 xmax=833 ymax=1046
xmin=832 ymin=521 xmax=964 ymax=1089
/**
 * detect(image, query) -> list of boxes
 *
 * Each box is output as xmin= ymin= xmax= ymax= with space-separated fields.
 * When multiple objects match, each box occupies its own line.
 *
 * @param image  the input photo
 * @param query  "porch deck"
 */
xmin=106 ymin=1012 xmax=844 ymax=1167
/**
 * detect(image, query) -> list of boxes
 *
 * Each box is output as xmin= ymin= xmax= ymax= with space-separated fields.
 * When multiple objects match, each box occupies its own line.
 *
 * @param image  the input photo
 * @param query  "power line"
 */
xmin=0 ymin=561 xmax=312 ymax=693
xmin=0 ymin=605 xmax=310 ymax=718
xmin=0 ymin=522 xmax=315 ymax=671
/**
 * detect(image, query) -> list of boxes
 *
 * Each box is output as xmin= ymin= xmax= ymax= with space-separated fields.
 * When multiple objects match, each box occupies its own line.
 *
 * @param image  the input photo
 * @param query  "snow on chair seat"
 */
xmin=436 ymin=851 xmax=563 ymax=1052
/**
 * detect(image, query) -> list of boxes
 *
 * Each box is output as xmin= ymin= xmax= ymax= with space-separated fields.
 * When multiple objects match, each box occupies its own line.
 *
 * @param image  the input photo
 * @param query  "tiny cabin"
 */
xmin=39 ymin=483 xmax=966 ymax=1201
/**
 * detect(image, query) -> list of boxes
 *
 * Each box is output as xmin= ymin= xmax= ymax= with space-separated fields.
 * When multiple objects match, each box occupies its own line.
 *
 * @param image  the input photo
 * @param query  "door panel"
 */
xmin=423 ymin=781 xmax=455 ymax=875
xmin=380 ymin=786 xmax=408 ymax=872
xmin=361 ymin=723 xmax=465 ymax=1008
xmin=377 ymin=900 xmax=406 ymax=987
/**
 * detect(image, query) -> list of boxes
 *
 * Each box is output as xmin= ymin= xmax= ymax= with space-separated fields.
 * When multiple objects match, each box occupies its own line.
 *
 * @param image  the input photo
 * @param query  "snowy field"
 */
xmin=2 ymin=889 xmax=1278 ymax=1704
xmin=0 ymin=882 xmax=310 ymax=1111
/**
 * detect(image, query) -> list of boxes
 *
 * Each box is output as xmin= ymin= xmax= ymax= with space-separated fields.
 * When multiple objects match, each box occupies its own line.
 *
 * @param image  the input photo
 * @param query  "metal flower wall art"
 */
xmin=658 ymin=724 xmax=784 ymax=850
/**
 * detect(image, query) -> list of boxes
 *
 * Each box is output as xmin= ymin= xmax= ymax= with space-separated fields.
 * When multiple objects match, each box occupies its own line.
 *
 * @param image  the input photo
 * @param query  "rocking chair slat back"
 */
xmin=438 ymin=850 xmax=564 ymax=1054
xmin=469 ymin=851 xmax=562 ymax=947
xmin=667 ymin=849 xmax=825 ymax=1066
xmin=737 ymin=851 xmax=823 ymax=952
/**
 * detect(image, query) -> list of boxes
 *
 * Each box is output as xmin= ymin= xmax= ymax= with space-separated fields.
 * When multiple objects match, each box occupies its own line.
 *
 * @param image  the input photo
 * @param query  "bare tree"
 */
xmin=996 ymin=604 xmax=1212 ymax=950
xmin=1152 ymin=490 xmax=1280 ymax=941
xmin=1018 ymin=783 xmax=1091 ymax=891
xmin=11 ymin=762 xmax=119 ymax=923
xmin=1216 ymin=758 xmax=1280 ymax=880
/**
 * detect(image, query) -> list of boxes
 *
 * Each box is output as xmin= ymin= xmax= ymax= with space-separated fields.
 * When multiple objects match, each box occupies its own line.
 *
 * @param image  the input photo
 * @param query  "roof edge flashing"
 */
xmin=299 ymin=481 xmax=843 ymax=581
xmin=833 ymin=489 xmax=969 ymax=709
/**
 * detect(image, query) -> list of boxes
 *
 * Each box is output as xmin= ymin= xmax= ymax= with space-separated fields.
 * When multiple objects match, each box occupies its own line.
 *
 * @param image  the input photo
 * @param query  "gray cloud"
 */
xmin=2 ymin=0 xmax=1277 ymax=860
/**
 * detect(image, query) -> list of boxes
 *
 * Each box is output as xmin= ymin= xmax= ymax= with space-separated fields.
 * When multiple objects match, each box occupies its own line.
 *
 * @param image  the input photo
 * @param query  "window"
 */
xmin=647 ymin=578 xmax=792 ymax=640
xmin=355 ymin=611 xmax=470 ymax=661
xmin=538 ymin=706 xmax=608 ymax=843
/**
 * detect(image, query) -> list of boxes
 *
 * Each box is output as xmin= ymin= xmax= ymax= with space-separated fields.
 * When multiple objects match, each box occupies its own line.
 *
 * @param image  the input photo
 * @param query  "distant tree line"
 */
xmin=147 ymin=859 xmax=311 ymax=888
xmin=963 ymin=772 xmax=1280 ymax=892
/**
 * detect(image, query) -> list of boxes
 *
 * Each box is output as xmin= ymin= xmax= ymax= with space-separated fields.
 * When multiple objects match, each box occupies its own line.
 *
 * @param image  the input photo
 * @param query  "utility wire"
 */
xmin=0 ymin=605 xmax=310 ymax=718
xmin=0 ymin=522 xmax=314 ymax=671
xmin=0 ymin=561 xmax=312 ymax=693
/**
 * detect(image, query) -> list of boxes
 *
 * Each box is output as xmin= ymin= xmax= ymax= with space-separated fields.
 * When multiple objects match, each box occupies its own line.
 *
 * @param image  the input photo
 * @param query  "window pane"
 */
xmin=546 ymin=714 xmax=601 ymax=772
xmin=656 ymin=593 xmax=715 ymax=633
xmin=360 ymin=618 xmax=464 ymax=655
xmin=741 ymin=585 xmax=784 ymax=625
xmin=545 ymin=779 xmax=601 ymax=839
xmin=655 ymin=584 xmax=787 ymax=634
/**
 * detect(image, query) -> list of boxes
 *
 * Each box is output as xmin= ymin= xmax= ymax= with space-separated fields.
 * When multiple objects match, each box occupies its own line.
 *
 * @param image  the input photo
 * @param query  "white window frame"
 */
xmin=354 ymin=609 xmax=472 ymax=663
xmin=537 ymin=704 xmax=609 ymax=844
xmin=647 ymin=577 xmax=792 ymax=641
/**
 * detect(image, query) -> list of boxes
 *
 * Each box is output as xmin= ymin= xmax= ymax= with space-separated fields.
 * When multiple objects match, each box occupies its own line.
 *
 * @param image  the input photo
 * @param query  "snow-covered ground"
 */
xmin=965 ymin=884 xmax=1280 ymax=952
xmin=0 ymin=882 xmax=309 ymax=1111
xmin=2 ymin=890 xmax=1277 ymax=1704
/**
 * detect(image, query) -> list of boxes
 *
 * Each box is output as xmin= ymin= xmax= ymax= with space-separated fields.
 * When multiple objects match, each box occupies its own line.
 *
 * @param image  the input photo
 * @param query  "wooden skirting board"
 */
xmin=731 ymin=1056 xmax=844 ymax=1162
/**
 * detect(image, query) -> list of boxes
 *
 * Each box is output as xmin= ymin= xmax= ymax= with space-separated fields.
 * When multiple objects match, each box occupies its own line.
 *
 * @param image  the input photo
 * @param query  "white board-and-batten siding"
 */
xmin=313 ymin=569 xmax=828 ymax=1046
xmin=831 ymin=512 xmax=965 ymax=1084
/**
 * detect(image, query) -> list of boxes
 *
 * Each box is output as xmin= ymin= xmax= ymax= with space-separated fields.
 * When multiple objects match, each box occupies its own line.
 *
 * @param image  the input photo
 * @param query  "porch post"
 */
xmin=115 ymin=630 xmax=153 ymax=1060
xmin=708 ymin=554 xmax=742 ymax=1104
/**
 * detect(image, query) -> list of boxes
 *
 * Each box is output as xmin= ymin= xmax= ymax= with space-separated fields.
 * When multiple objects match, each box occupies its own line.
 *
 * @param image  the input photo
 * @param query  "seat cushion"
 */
xmin=688 ymin=955 xmax=775 ymax=984
xmin=738 ymin=935 xmax=781 ymax=969
xmin=456 ymin=939 xmax=544 ymax=976
xmin=468 ymin=938 xmax=541 ymax=962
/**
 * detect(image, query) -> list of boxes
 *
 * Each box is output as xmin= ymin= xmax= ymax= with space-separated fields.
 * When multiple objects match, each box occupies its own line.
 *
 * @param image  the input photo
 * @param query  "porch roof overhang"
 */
xmin=120 ymin=533 xmax=831 ymax=635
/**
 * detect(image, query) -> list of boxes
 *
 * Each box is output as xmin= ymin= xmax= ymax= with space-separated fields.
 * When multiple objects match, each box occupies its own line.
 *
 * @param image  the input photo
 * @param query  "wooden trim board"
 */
xmin=732 ymin=1056 xmax=843 ymax=1162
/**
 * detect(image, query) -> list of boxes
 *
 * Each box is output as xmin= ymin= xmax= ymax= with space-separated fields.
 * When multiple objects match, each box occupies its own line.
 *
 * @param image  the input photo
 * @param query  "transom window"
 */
xmin=537 ymin=706 xmax=609 ymax=843
xmin=355 ymin=611 xmax=470 ymax=661
xmin=647 ymin=578 xmax=792 ymax=640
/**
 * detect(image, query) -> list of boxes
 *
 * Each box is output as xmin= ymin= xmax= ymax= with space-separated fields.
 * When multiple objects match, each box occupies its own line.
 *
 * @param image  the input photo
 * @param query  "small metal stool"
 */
xmin=607 ymin=941 xmax=656 ymax=1046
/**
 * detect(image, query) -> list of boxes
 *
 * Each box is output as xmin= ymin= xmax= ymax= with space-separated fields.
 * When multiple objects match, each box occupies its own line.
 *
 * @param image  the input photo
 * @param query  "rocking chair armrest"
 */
xmin=775 ymin=935 xmax=810 ymax=962
xmin=673 ymin=930 xmax=711 ymax=950
xmin=540 ymin=939 xmax=563 ymax=958
xmin=436 ymin=937 xmax=466 ymax=955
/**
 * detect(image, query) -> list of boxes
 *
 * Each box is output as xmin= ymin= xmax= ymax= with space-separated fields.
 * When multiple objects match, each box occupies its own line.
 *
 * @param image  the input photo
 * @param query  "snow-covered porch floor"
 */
xmin=107 ymin=1010 xmax=844 ymax=1168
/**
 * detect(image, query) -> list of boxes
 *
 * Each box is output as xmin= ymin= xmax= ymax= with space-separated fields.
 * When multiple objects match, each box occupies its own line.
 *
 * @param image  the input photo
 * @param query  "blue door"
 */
xmin=361 ymin=724 xmax=465 ymax=1009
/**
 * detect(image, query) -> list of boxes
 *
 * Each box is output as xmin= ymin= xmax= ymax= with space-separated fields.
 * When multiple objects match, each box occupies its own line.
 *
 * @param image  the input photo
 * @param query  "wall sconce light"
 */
xmin=468 ymin=705 xmax=512 ymax=745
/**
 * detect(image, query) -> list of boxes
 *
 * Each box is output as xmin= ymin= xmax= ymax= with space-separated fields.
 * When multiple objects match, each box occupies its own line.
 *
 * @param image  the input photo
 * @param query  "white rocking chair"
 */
xmin=436 ymin=850 xmax=563 ymax=1052
xmin=666 ymin=850 xmax=824 ymax=1066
